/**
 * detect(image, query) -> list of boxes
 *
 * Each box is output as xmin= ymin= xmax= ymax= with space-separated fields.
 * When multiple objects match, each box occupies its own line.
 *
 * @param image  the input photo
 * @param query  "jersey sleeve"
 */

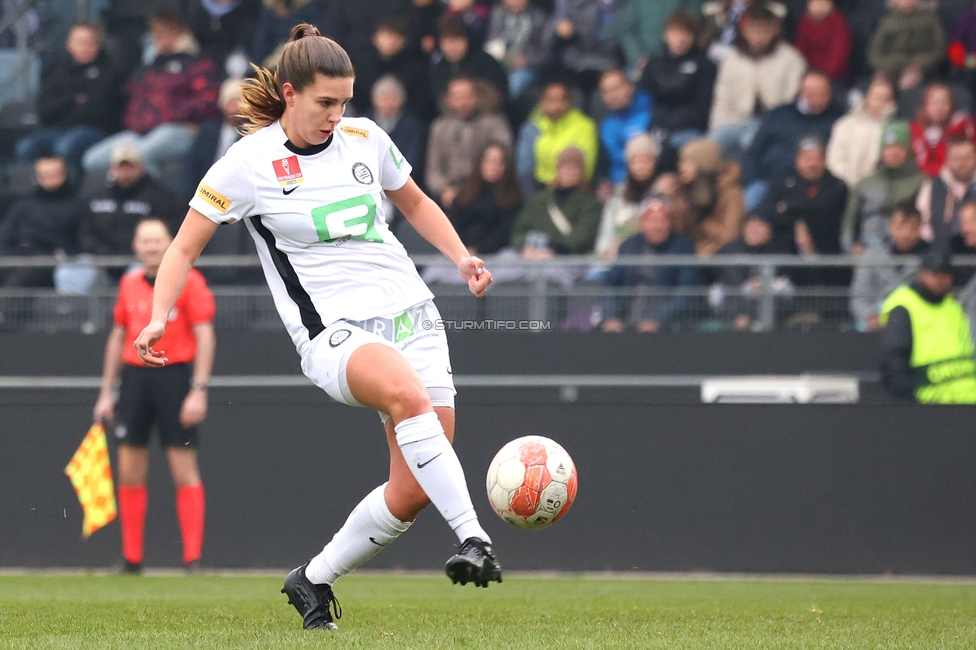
xmin=375 ymin=126 xmax=413 ymax=192
xmin=182 ymin=270 xmax=216 ymax=324
xmin=189 ymin=148 xmax=256 ymax=224
xmin=112 ymin=279 xmax=128 ymax=328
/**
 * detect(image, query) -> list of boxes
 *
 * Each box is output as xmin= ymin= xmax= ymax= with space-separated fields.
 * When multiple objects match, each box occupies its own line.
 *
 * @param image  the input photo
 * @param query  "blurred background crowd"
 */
xmin=1 ymin=0 xmax=976 ymax=334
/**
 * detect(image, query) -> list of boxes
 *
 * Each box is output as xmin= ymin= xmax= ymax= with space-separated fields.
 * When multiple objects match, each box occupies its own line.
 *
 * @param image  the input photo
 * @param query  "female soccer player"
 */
xmin=132 ymin=24 xmax=500 ymax=630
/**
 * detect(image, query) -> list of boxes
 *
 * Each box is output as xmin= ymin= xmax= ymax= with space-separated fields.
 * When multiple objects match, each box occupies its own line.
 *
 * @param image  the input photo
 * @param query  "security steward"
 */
xmin=879 ymin=249 xmax=976 ymax=403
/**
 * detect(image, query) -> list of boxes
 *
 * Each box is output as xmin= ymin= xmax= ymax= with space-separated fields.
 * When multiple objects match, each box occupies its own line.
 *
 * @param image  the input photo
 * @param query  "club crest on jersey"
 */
xmin=352 ymin=163 xmax=373 ymax=185
xmin=329 ymin=329 xmax=352 ymax=347
xmin=273 ymin=156 xmax=304 ymax=187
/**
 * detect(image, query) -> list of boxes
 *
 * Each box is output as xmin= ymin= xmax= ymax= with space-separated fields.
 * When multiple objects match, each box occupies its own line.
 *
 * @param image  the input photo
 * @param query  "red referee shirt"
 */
xmin=114 ymin=268 xmax=216 ymax=367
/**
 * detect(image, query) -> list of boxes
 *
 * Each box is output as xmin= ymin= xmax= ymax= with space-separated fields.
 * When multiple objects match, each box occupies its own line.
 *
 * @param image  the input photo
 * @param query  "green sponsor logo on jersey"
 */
xmin=394 ymin=311 xmax=414 ymax=342
xmin=390 ymin=144 xmax=405 ymax=170
xmin=311 ymin=194 xmax=383 ymax=243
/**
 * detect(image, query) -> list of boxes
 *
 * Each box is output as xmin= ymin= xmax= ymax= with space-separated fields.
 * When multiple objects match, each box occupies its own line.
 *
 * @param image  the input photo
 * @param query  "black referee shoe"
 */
xmin=445 ymin=538 xmax=502 ymax=588
xmin=281 ymin=563 xmax=341 ymax=630
xmin=117 ymin=560 xmax=142 ymax=575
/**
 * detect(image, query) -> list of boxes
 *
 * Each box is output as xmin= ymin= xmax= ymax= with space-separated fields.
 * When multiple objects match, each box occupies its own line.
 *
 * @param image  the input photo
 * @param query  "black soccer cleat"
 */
xmin=445 ymin=537 xmax=502 ymax=588
xmin=281 ymin=563 xmax=342 ymax=630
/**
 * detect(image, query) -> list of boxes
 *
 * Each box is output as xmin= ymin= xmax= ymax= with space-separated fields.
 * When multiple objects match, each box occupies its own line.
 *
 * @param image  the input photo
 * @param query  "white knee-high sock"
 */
xmin=305 ymin=483 xmax=410 ymax=585
xmin=394 ymin=412 xmax=490 ymax=544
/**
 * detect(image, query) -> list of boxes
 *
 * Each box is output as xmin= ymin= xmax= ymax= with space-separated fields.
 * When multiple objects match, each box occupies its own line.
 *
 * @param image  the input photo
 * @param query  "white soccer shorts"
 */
xmin=300 ymin=300 xmax=456 ymax=422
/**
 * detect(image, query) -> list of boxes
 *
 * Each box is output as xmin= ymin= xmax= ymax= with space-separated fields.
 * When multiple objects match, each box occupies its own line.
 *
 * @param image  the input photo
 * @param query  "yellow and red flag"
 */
xmin=64 ymin=424 xmax=117 ymax=539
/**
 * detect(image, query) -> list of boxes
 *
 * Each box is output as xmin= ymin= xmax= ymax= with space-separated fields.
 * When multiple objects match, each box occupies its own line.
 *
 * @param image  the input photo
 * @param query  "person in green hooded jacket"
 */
xmin=511 ymin=146 xmax=602 ymax=258
xmin=841 ymin=120 xmax=926 ymax=253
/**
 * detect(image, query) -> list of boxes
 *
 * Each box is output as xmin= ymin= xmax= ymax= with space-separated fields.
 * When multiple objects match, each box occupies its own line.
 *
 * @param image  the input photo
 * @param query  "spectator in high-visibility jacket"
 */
xmin=515 ymin=80 xmax=598 ymax=196
xmin=879 ymin=249 xmax=976 ymax=404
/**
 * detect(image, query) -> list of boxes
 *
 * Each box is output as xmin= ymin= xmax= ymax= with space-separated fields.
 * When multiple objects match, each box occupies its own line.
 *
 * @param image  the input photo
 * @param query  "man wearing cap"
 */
xmin=879 ymin=250 xmax=976 ymax=403
xmin=842 ymin=120 xmax=925 ymax=253
xmin=78 ymin=142 xmax=182 ymax=278
xmin=916 ymin=138 xmax=976 ymax=249
xmin=757 ymin=135 xmax=848 ymax=284
xmin=740 ymin=70 xmax=845 ymax=211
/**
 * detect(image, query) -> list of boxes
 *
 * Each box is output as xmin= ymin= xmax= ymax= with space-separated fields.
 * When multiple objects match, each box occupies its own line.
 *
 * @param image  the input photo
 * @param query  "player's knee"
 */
xmin=386 ymin=379 xmax=432 ymax=422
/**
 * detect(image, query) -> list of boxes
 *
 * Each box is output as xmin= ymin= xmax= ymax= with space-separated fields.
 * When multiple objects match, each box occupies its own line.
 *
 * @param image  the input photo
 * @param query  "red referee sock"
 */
xmin=118 ymin=485 xmax=148 ymax=565
xmin=176 ymin=484 xmax=206 ymax=565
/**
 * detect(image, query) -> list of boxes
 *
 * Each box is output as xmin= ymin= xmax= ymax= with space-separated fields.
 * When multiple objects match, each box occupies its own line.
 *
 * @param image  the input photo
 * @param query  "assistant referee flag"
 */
xmin=64 ymin=424 xmax=117 ymax=539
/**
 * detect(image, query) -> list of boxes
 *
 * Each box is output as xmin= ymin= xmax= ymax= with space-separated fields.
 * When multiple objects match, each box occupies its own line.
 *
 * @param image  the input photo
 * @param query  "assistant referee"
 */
xmin=93 ymin=218 xmax=216 ymax=572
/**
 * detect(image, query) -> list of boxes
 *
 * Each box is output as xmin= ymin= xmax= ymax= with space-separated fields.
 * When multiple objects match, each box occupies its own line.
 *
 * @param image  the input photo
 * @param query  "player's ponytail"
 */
xmin=238 ymin=23 xmax=355 ymax=135
xmin=238 ymin=65 xmax=284 ymax=135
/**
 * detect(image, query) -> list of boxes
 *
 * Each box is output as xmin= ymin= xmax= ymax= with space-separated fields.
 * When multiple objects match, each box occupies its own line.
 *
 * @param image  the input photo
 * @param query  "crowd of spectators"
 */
xmin=2 ymin=0 xmax=976 ymax=332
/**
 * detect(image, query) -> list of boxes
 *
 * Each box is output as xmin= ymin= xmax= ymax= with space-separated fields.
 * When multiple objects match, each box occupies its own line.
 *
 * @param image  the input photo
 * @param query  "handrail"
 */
xmin=2 ymin=253 xmax=975 ymax=269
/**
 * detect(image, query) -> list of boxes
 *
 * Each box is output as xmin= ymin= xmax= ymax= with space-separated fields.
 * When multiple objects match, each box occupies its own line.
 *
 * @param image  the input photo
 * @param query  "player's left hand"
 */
xmin=180 ymin=388 xmax=208 ymax=428
xmin=458 ymin=255 xmax=492 ymax=298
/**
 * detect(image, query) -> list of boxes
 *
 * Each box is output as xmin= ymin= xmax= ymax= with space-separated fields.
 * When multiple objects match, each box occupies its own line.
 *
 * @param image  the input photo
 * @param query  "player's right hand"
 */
xmin=458 ymin=255 xmax=492 ymax=298
xmin=133 ymin=320 xmax=169 ymax=367
xmin=93 ymin=394 xmax=115 ymax=424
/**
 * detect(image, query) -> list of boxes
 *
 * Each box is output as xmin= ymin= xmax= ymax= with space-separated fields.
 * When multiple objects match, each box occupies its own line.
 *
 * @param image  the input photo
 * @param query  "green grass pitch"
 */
xmin=2 ymin=573 xmax=976 ymax=649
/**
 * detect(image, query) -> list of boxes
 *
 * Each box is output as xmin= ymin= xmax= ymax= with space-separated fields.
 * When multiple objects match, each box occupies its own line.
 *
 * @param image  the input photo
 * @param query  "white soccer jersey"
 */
xmin=189 ymin=117 xmax=434 ymax=356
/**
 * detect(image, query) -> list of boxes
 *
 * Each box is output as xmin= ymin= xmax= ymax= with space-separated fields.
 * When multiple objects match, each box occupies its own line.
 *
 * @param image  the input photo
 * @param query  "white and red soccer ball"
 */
xmin=486 ymin=436 xmax=578 ymax=530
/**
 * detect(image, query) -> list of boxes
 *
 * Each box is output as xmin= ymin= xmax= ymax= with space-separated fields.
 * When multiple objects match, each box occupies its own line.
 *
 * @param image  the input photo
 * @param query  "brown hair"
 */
xmin=891 ymin=201 xmax=921 ymax=222
xmin=438 ymin=16 xmax=469 ymax=40
xmin=915 ymin=82 xmax=955 ymax=127
xmin=238 ymin=23 xmax=355 ymax=135
xmin=665 ymin=11 xmax=700 ymax=39
xmin=149 ymin=11 xmax=183 ymax=30
xmin=455 ymin=143 xmax=523 ymax=210
xmin=733 ymin=4 xmax=782 ymax=56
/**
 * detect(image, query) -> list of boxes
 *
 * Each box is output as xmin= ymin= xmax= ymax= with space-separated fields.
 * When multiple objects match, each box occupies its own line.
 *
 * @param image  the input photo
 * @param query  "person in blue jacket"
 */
xmin=601 ymin=193 xmax=699 ymax=332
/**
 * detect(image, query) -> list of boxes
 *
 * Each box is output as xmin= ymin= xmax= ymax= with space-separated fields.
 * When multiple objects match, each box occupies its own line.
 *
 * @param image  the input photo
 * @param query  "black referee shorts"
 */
xmin=112 ymin=363 xmax=199 ymax=449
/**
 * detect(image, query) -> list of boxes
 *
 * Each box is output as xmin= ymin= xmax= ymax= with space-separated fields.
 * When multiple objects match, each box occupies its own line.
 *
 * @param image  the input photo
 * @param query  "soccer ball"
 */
xmin=486 ymin=436 xmax=578 ymax=530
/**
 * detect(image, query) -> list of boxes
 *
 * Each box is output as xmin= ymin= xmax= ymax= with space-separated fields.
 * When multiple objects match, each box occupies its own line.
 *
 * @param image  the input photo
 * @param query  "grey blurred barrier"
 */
xmin=2 ymin=254 xmax=975 ymax=333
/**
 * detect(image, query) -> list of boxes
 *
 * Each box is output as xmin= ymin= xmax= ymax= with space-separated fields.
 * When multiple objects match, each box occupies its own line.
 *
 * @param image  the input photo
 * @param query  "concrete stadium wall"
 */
xmin=1 ymin=331 xmax=973 ymax=574
xmin=1 ymin=330 xmax=883 ymax=377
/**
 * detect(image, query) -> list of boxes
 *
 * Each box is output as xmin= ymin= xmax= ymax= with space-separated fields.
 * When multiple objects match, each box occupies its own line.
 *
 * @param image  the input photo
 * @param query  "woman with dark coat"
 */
xmin=450 ymin=143 xmax=524 ymax=255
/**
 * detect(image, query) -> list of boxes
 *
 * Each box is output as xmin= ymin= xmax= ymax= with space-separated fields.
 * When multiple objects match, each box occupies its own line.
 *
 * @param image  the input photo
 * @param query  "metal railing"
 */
xmin=1 ymin=253 xmax=974 ymax=333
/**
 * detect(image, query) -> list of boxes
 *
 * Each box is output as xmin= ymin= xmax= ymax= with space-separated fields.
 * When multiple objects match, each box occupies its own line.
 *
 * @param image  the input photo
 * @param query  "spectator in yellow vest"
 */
xmin=879 ymin=249 xmax=976 ymax=404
